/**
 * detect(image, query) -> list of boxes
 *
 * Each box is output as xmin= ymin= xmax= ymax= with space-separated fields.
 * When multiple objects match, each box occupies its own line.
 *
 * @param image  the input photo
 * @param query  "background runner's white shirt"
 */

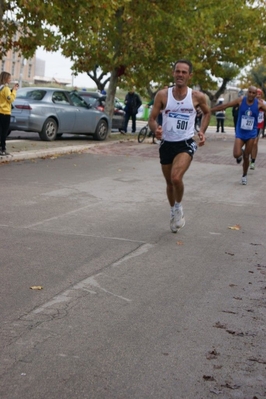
xmin=162 ymin=87 xmax=196 ymax=142
xmin=258 ymin=100 xmax=266 ymax=127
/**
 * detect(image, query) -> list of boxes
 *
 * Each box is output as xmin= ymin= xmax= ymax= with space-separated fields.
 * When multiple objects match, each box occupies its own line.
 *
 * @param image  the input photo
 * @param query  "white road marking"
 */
xmin=32 ymin=243 xmax=154 ymax=314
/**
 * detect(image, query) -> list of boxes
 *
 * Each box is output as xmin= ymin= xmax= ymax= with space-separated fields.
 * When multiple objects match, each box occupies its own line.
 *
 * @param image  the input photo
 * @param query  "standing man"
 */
xmin=250 ymin=88 xmax=266 ymax=169
xmin=149 ymin=59 xmax=211 ymax=233
xmin=215 ymin=98 xmax=225 ymax=133
xmin=211 ymin=86 xmax=266 ymax=185
xmin=122 ymin=88 xmax=142 ymax=134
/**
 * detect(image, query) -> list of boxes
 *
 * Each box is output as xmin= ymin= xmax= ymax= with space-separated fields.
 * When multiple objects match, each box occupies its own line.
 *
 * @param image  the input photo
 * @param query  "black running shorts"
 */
xmin=159 ymin=139 xmax=197 ymax=165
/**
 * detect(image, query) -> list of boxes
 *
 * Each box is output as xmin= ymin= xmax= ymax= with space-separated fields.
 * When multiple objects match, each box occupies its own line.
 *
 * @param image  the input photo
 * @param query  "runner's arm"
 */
xmin=211 ymin=97 xmax=241 ymax=112
xmin=194 ymin=92 xmax=211 ymax=146
xmin=196 ymin=93 xmax=211 ymax=134
xmin=258 ymin=99 xmax=266 ymax=112
xmin=148 ymin=90 xmax=164 ymax=139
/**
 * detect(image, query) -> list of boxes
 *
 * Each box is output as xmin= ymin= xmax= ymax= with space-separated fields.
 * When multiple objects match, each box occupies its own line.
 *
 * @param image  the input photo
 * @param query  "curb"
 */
xmin=1 ymin=128 xmax=236 ymax=164
xmin=0 ymin=143 xmax=98 ymax=164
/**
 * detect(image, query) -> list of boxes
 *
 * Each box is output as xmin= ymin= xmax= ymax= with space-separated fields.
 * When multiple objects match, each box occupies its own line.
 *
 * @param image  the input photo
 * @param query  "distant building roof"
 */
xmin=34 ymin=76 xmax=71 ymax=86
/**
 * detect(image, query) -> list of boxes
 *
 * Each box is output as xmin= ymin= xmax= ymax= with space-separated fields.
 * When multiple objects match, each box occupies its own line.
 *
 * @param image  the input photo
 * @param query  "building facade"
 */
xmin=1 ymin=49 xmax=37 ymax=84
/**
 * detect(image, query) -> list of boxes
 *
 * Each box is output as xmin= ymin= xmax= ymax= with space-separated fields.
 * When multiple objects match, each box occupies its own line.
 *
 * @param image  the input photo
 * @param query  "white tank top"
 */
xmin=162 ymin=87 xmax=196 ymax=141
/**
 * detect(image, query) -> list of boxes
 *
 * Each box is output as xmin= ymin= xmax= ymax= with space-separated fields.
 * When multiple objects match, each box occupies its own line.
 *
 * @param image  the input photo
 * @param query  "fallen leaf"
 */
xmin=225 ymin=252 xmax=234 ymax=256
xmin=176 ymin=241 xmax=184 ymax=245
xmin=213 ymin=321 xmax=227 ymax=329
xmin=30 ymin=286 xmax=43 ymax=290
xmin=228 ymin=225 xmax=241 ymax=230
xmin=222 ymin=310 xmax=237 ymax=314
xmin=221 ymin=383 xmax=241 ymax=390
xmin=226 ymin=329 xmax=244 ymax=336
xmin=206 ymin=349 xmax=219 ymax=360
xmin=248 ymin=357 xmax=266 ymax=364
xmin=210 ymin=387 xmax=223 ymax=394
xmin=203 ymin=375 xmax=216 ymax=381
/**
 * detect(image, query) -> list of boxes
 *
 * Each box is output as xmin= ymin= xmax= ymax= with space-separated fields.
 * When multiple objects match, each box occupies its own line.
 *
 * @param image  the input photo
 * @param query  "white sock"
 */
xmin=174 ymin=202 xmax=181 ymax=210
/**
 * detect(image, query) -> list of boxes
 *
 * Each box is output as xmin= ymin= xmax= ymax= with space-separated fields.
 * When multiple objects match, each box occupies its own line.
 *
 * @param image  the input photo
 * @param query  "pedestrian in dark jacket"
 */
xmin=123 ymin=88 xmax=142 ymax=134
xmin=215 ymin=98 xmax=225 ymax=133
xmin=232 ymin=104 xmax=239 ymax=132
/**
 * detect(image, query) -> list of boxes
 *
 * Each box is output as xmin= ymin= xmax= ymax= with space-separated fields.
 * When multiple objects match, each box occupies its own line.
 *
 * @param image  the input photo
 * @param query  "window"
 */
xmin=69 ymin=92 xmax=88 ymax=108
xmin=28 ymin=65 xmax=32 ymax=78
xmin=12 ymin=62 xmax=15 ymax=75
xmin=16 ymin=89 xmax=46 ymax=100
xmin=52 ymin=91 xmax=70 ymax=105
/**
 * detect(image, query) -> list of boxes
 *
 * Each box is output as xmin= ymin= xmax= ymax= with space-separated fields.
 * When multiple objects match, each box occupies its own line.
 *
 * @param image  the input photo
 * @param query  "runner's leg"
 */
xmin=233 ymin=138 xmax=245 ymax=159
xmin=243 ymin=138 xmax=255 ymax=176
xmin=170 ymin=152 xmax=192 ymax=203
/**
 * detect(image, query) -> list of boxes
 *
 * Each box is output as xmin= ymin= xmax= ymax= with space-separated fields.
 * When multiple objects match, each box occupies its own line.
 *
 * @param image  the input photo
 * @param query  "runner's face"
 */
xmin=247 ymin=88 xmax=257 ymax=102
xmin=257 ymin=91 xmax=262 ymax=99
xmin=173 ymin=63 xmax=192 ymax=87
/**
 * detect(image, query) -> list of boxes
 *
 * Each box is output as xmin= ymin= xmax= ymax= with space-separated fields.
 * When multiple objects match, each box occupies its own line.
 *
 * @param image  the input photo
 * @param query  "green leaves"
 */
xmin=1 ymin=0 xmax=266 ymax=98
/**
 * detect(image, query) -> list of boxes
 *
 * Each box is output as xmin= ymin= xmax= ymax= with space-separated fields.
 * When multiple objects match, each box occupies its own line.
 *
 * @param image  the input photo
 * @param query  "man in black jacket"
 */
xmin=122 ymin=88 xmax=142 ymax=134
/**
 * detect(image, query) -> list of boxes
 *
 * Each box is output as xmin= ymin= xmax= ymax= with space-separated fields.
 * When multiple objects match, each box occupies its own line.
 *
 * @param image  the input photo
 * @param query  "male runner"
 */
xmin=211 ymin=86 xmax=266 ymax=185
xmin=148 ymin=59 xmax=211 ymax=233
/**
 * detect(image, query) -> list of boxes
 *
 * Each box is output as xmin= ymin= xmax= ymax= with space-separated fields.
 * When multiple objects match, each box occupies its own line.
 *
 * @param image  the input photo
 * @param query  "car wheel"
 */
xmin=94 ymin=119 xmax=108 ymax=141
xmin=39 ymin=118 xmax=58 ymax=141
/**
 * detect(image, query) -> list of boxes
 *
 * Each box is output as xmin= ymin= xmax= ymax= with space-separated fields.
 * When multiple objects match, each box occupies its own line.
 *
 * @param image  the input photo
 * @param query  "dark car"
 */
xmin=78 ymin=91 xmax=125 ymax=131
xmin=10 ymin=87 xmax=110 ymax=141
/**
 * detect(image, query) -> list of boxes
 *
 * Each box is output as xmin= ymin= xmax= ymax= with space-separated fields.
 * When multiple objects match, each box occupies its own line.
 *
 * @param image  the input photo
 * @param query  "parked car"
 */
xmin=77 ymin=91 xmax=125 ymax=131
xmin=9 ymin=87 xmax=110 ymax=141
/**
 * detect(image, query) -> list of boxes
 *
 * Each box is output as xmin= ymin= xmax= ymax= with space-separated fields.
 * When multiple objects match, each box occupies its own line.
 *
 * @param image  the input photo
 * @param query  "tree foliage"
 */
xmin=1 ymin=0 xmax=266 ymax=119
xmin=239 ymin=54 xmax=266 ymax=98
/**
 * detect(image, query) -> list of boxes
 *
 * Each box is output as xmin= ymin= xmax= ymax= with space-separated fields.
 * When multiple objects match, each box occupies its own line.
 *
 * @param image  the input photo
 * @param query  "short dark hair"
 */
xmin=173 ymin=60 xmax=193 ymax=74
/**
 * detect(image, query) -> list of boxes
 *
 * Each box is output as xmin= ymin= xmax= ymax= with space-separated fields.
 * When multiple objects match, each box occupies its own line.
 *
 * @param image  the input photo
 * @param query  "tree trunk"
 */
xmin=104 ymin=68 xmax=119 ymax=137
xmin=201 ymin=77 xmax=231 ymax=108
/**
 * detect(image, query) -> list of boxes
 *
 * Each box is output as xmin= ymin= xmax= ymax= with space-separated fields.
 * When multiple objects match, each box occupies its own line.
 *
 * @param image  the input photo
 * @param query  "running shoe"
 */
xmin=241 ymin=176 xmax=247 ymax=185
xmin=175 ymin=206 xmax=185 ymax=230
xmin=250 ymin=162 xmax=255 ymax=170
xmin=170 ymin=214 xmax=178 ymax=233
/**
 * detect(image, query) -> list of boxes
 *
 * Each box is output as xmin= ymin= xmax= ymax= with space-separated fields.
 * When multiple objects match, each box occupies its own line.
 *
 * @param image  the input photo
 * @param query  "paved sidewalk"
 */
xmin=1 ymin=126 xmax=236 ymax=164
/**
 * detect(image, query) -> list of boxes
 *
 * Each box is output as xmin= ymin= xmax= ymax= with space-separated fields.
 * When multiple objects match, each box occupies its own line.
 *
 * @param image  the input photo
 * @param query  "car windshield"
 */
xmin=16 ymin=89 xmax=46 ymax=100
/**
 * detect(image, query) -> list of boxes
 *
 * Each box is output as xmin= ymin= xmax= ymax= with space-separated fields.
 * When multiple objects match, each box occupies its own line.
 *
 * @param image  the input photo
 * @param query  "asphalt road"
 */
xmin=0 ymin=132 xmax=266 ymax=399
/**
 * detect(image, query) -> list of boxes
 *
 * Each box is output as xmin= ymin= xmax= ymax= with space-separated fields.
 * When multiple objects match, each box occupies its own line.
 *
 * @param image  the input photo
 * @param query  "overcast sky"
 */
xmin=36 ymin=48 xmax=96 ymax=89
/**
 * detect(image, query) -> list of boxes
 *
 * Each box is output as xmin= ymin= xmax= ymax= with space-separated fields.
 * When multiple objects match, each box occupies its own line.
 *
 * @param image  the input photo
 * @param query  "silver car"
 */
xmin=10 ymin=87 xmax=110 ymax=141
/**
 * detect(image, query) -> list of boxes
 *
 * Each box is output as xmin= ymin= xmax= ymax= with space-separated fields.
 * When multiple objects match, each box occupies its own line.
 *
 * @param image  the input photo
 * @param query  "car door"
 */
xmin=112 ymin=98 xmax=125 ymax=129
xmin=51 ymin=91 xmax=75 ymax=132
xmin=68 ymin=92 xmax=98 ymax=133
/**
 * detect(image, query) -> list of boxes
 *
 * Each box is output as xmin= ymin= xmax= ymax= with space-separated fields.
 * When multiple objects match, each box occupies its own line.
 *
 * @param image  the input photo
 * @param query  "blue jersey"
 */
xmin=236 ymin=97 xmax=259 ymax=140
